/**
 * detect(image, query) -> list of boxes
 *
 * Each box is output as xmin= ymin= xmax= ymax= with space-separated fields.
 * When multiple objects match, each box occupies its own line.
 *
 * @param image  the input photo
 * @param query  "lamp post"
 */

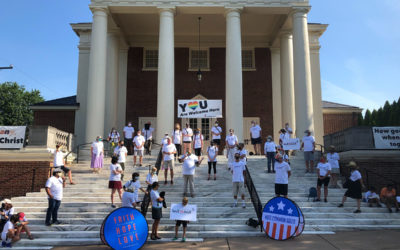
xmin=0 ymin=64 xmax=13 ymax=70
xmin=196 ymin=17 xmax=202 ymax=82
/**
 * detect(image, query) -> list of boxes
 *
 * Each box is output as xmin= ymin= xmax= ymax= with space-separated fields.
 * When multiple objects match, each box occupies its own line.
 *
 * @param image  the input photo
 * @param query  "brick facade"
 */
xmin=33 ymin=110 xmax=75 ymax=134
xmin=323 ymin=112 xmax=359 ymax=135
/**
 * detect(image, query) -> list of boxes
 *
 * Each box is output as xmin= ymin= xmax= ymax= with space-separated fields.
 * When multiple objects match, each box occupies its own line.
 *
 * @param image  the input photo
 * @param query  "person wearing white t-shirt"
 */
xmin=162 ymin=137 xmax=177 ymax=185
xmin=278 ymin=129 xmax=290 ymax=146
xmin=123 ymin=122 xmax=135 ymax=154
xmin=229 ymin=154 xmax=246 ymax=208
xmin=300 ymin=130 xmax=315 ymax=173
xmin=316 ymin=156 xmax=331 ymax=202
xmin=114 ymin=140 xmax=128 ymax=180
xmin=0 ymin=199 xmax=14 ymax=222
xmin=211 ymin=121 xmax=223 ymax=151
xmin=146 ymin=167 xmax=159 ymax=185
xmin=123 ymin=172 xmax=148 ymax=208
xmin=338 ymin=161 xmax=365 ymax=213
xmin=172 ymin=123 xmax=183 ymax=158
xmin=91 ymin=136 xmax=104 ymax=173
xmin=225 ymin=129 xmax=238 ymax=168
xmin=53 ymin=144 xmax=75 ymax=184
xmin=193 ymin=129 xmax=203 ymax=157
xmin=133 ymin=131 xmax=146 ymax=167
xmin=109 ymin=156 xmax=123 ymax=208
xmin=326 ymin=145 xmax=340 ymax=188
xmin=1 ymin=215 xmax=19 ymax=247
xmin=364 ymin=187 xmax=382 ymax=207
xmin=150 ymin=182 xmax=163 ymax=240
xmin=207 ymin=142 xmax=218 ymax=181
xmin=180 ymin=152 xmax=202 ymax=198
xmin=249 ymin=121 xmax=262 ymax=155
xmin=45 ymin=168 xmax=65 ymax=226
xmin=182 ymin=123 xmax=193 ymax=155
xmin=264 ymin=135 xmax=277 ymax=173
xmin=142 ymin=122 xmax=155 ymax=155
xmin=284 ymin=123 xmax=293 ymax=138
xmin=107 ymin=127 xmax=120 ymax=156
xmin=274 ymin=154 xmax=291 ymax=198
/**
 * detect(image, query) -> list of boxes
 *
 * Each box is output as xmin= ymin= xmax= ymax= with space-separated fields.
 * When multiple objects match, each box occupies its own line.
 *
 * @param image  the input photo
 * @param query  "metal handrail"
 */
xmin=244 ymin=165 xmax=263 ymax=232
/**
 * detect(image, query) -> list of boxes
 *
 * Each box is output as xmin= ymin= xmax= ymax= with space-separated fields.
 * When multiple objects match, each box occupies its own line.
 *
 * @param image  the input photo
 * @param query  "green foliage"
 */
xmin=0 ymin=82 xmax=44 ymax=126
xmin=359 ymin=98 xmax=400 ymax=126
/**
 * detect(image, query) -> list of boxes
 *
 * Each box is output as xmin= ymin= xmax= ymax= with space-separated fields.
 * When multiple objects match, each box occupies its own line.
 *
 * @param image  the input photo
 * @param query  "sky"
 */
xmin=0 ymin=0 xmax=399 ymax=112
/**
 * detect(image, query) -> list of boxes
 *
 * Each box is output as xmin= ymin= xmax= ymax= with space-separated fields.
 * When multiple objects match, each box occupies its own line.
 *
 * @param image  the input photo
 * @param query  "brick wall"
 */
xmin=323 ymin=112 xmax=359 ymax=135
xmin=0 ymin=161 xmax=51 ymax=199
xmin=33 ymin=110 xmax=75 ymax=134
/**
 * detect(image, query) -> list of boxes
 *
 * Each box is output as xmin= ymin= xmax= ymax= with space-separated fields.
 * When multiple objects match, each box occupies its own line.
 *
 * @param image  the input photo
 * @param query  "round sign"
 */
xmin=262 ymin=197 xmax=301 ymax=241
xmin=294 ymin=204 xmax=305 ymax=237
xmin=100 ymin=207 xmax=148 ymax=249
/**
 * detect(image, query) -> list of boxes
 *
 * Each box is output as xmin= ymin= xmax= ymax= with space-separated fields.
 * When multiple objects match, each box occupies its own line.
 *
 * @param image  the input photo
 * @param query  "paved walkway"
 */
xmin=53 ymin=230 xmax=400 ymax=250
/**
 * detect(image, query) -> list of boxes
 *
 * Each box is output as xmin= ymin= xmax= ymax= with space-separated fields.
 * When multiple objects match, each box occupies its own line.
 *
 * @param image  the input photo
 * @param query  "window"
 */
xmin=190 ymin=49 xmax=209 ymax=70
xmin=242 ymin=49 xmax=255 ymax=69
xmin=189 ymin=118 xmax=198 ymax=130
xmin=201 ymin=118 xmax=210 ymax=140
xmin=143 ymin=49 xmax=158 ymax=69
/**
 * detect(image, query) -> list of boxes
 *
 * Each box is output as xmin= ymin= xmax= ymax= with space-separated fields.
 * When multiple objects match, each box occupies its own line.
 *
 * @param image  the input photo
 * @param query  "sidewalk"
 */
xmin=53 ymin=230 xmax=400 ymax=250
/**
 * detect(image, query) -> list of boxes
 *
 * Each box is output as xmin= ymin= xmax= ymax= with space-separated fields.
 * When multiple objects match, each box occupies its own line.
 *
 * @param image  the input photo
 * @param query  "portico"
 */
xmin=71 ymin=0 xmax=327 ymax=147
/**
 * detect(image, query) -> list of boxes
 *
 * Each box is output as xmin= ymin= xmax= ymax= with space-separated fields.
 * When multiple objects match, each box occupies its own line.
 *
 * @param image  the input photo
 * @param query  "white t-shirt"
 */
xmin=275 ymin=161 xmax=291 ymax=184
xmin=350 ymin=170 xmax=362 ymax=181
xmin=133 ymin=135 xmax=146 ymax=150
xmin=327 ymin=152 xmax=340 ymax=169
xmin=226 ymin=135 xmax=238 ymax=147
xmin=1 ymin=221 xmax=14 ymax=242
xmin=122 ymin=192 xmax=136 ymax=207
xmin=150 ymin=190 xmax=162 ymax=208
xmin=285 ymin=127 xmax=293 ymax=138
xmin=250 ymin=125 xmax=262 ymax=138
xmin=92 ymin=141 xmax=104 ymax=156
xmin=108 ymin=132 xmax=120 ymax=143
xmin=124 ymin=180 xmax=141 ymax=194
xmin=163 ymin=143 xmax=177 ymax=161
xmin=142 ymin=127 xmax=154 ymax=140
xmin=114 ymin=146 xmax=128 ymax=163
xmin=1 ymin=207 xmax=14 ymax=218
xmin=302 ymin=136 xmax=315 ymax=152
xmin=109 ymin=164 xmax=122 ymax=181
xmin=182 ymin=128 xmax=193 ymax=142
xmin=211 ymin=126 xmax=222 ymax=140
xmin=146 ymin=173 xmax=158 ymax=184
xmin=161 ymin=136 xmax=168 ymax=146
xmin=207 ymin=146 xmax=218 ymax=162
xmin=182 ymin=154 xmax=198 ymax=175
xmin=45 ymin=176 xmax=63 ymax=200
xmin=279 ymin=133 xmax=289 ymax=142
xmin=317 ymin=162 xmax=332 ymax=177
xmin=53 ymin=150 xmax=65 ymax=167
xmin=365 ymin=191 xmax=379 ymax=201
xmin=237 ymin=149 xmax=247 ymax=163
xmin=231 ymin=161 xmax=245 ymax=183
xmin=172 ymin=130 xmax=182 ymax=144
xmin=264 ymin=141 xmax=277 ymax=153
xmin=123 ymin=126 xmax=135 ymax=139
xmin=193 ymin=134 xmax=203 ymax=149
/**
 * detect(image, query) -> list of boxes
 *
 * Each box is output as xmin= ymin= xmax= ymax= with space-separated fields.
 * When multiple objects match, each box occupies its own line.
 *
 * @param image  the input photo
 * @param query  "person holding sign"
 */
xmin=250 ymin=121 xmax=262 ymax=155
xmin=182 ymin=123 xmax=193 ymax=155
xmin=150 ymin=182 xmax=163 ymax=240
xmin=316 ymin=155 xmax=331 ymax=202
xmin=300 ymin=130 xmax=315 ymax=173
xmin=229 ymin=153 xmax=246 ymax=208
xmin=172 ymin=197 xmax=190 ymax=242
xmin=264 ymin=135 xmax=277 ymax=173
xmin=225 ymin=129 xmax=238 ymax=169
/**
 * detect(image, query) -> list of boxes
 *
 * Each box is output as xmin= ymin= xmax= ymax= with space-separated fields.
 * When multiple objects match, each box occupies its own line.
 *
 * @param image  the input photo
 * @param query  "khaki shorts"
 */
xmin=163 ymin=159 xmax=175 ymax=170
xmin=134 ymin=149 xmax=144 ymax=156
xmin=232 ymin=182 xmax=244 ymax=196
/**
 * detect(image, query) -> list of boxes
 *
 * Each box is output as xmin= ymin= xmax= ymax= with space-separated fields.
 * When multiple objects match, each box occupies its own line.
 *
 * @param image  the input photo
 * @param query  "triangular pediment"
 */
xmin=191 ymin=94 xmax=207 ymax=100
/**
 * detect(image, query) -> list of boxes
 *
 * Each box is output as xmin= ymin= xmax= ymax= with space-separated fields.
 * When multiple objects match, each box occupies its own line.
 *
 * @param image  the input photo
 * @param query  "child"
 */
xmin=1 ymin=214 xmax=20 ymax=247
xmin=146 ymin=167 xmax=159 ymax=186
xmin=172 ymin=197 xmax=190 ymax=242
xmin=364 ymin=187 xmax=381 ymax=207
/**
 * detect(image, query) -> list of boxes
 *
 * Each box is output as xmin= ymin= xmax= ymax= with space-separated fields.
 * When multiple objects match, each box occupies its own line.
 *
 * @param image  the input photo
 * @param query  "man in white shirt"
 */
xmin=229 ymin=153 xmax=246 ymax=208
xmin=225 ymin=129 xmax=238 ymax=168
xmin=284 ymin=123 xmax=293 ymax=138
xmin=45 ymin=168 xmax=65 ymax=226
xmin=182 ymin=123 xmax=193 ymax=155
xmin=211 ymin=121 xmax=222 ymax=151
xmin=162 ymin=137 xmax=177 ymax=185
xmin=142 ymin=122 xmax=155 ymax=155
xmin=249 ymin=121 xmax=262 ymax=155
xmin=123 ymin=122 xmax=135 ymax=155
xmin=133 ymin=130 xmax=146 ymax=167
xmin=300 ymin=130 xmax=316 ymax=173
xmin=264 ymin=135 xmax=277 ymax=173
xmin=274 ymin=154 xmax=291 ymax=198
xmin=114 ymin=140 xmax=128 ymax=180
xmin=53 ymin=145 xmax=75 ymax=185
xmin=180 ymin=152 xmax=203 ymax=198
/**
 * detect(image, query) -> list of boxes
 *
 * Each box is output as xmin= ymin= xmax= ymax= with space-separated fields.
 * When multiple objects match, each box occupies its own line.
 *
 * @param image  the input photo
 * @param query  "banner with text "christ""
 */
xmin=0 ymin=126 xmax=26 ymax=149
xmin=178 ymin=100 xmax=222 ymax=118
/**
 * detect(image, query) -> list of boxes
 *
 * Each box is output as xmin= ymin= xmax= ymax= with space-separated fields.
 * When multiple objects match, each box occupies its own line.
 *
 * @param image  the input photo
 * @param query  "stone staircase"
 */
xmin=11 ymin=151 xmax=400 ymax=248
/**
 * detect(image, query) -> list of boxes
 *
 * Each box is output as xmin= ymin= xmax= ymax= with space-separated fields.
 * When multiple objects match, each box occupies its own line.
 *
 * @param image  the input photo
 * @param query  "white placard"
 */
xmin=0 ymin=126 xmax=26 ymax=149
xmin=169 ymin=203 xmax=197 ymax=222
xmin=178 ymin=100 xmax=222 ymax=118
xmin=282 ymin=138 xmax=301 ymax=150
xmin=373 ymin=127 xmax=400 ymax=149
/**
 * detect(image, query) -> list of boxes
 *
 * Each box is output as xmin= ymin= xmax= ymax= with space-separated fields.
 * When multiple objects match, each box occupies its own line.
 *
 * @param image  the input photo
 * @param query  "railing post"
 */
xmin=31 ymin=168 xmax=36 ymax=192
xmin=77 ymin=145 xmax=80 ymax=163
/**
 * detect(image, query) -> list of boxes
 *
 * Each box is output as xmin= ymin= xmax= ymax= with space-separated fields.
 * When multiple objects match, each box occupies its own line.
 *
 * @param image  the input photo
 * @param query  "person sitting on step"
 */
xmin=1 ymin=214 xmax=20 ymax=248
xmin=364 ymin=187 xmax=382 ymax=207
xmin=380 ymin=184 xmax=400 ymax=213
xmin=15 ymin=212 xmax=34 ymax=240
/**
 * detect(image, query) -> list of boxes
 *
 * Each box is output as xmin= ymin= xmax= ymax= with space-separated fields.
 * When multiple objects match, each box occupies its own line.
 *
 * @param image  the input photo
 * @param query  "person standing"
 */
xmin=211 ymin=121 xmax=222 ymax=151
xmin=274 ymin=154 xmax=291 ymax=198
xmin=172 ymin=197 xmax=190 ymax=242
xmin=150 ymin=182 xmax=163 ymax=240
xmin=146 ymin=167 xmax=159 ymax=186
xmin=207 ymin=141 xmax=218 ymax=181
xmin=193 ymin=128 xmax=203 ymax=157
xmin=316 ymin=155 xmax=331 ymax=202
xmin=123 ymin=173 xmax=148 ymax=208
xmin=264 ymin=135 xmax=277 ymax=173
xmin=182 ymin=123 xmax=193 ymax=155
xmin=225 ymin=129 xmax=238 ymax=169
xmin=133 ymin=130 xmax=146 ymax=167
xmin=53 ymin=145 xmax=76 ymax=184
xmin=327 ymin=145 xmax=340 ymax=188
xmin=123 ymin=122 xmax=135 ymax=155
xmin=180 ymin=151 xmax=202 ymax=198
xmin=229 ymin=153 xmax=246 ymax=208
xmin=114 ymin=140 xmax=128 ymax=181
xmin=284 ymin=123 xmax=293 ymax=138
xmin=107 ymin=127 xmax=120 ymax=157
xmin=172 ymin=123 xmax=183 ymax=158
xmin=90 ymin=136 xmax=104 ymax=174
xmin=109 ymin=156 xmax=123 ymax=208
xmin=338 ymin=161 xmax=364 ymax=213
xmin=250 ymin=121 xmax=262 ymax=155
xmin=45 ymin=168 xmax=65 ymax=226
xmin=278 ymin=129 xmax=289 ymax=147
xmin=142 ymin=122 xmax=154 ymax=155
xmin=300 ymin=130 xmax=315 ymax=173
xmin=162 ymin=137 xmax=177 ymax=185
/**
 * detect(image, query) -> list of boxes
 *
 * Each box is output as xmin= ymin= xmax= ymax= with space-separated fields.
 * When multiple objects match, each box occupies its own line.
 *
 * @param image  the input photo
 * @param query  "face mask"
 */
xmin=134 ymin=176 xmax=139 ymax=181
xmin=252 ymin=123 xmax=255 ymax=126
xmin=235 ymin=157 xmax=240 ymax=160
xmin=267 ymin=139 xmax=271 ymax=142
xmin=120 ymin=144 xmax=124 ymax=147
xmin=128 ymin=124 xmax=132 ymax=127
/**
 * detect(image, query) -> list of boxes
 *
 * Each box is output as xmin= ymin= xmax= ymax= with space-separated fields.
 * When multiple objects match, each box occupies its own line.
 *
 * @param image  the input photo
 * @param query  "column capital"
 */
xmin=291 ymin=7 xmax=310 ymax=18
xmin=157 ymin=7 xmax=176 ymax=16
xmin=280 ymin=30 xmax=293 ymax=39
xmin=224 ymin=7 xmax=243 ymax=17
xmin=90 ymin=6 xmax=109 ymax=16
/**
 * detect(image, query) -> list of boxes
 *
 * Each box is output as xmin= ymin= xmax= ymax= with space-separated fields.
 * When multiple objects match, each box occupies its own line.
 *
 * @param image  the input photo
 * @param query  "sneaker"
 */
xmin=111 ymin=204 xmax=116 ymax=208
xmin=272 ymin=170 xmax=276 ymax=173
xmin=53 ymin=220 xmax=62 ymax=225
xmin=267 ymin=170 xmax=271 ymax=173
xmin=172 ymin=237 xmax=178 ymax=241
xmin=181 ymin=237 xmax=186 ymax=242
xmin=388 ymin=208 xmax=393 ymax=213
xmin=155 ymin=235 xmax=162 ymax=239
xmin=396 ymin=208 xmax=400 ymax=212
xmin=314 ymin=199 xmax=321 ymax=202
xmin=324 ymin=198 xmax=328 ymax=203
xmin=207 ymin=177 xmax=210 ymax=181
xmin=164 ymin=180 xmax=168 ymax=185
xmin=45 ymin=222 xmax=52 ymax=226
xmin=377 ymin=203 xmax=382 ymax=207
xmin=2 ymin=241 xmax=7 ymax=247
xmin=353 ymin=209 xmax=361 ymax=213
xmin=214 ymin=177 xmax=216 ymax=181
xmin=170 ymin=180 xmax=174 ymax=185
xmin=5 ymin=243 xmax=11 ymax=248
xmin=338 ymin=204 xmax=344 ymax=208
xmin=191 ymin=194 xmax=195 ymax=198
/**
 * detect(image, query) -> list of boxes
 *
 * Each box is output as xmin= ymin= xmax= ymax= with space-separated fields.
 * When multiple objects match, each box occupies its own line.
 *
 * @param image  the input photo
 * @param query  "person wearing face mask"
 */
xmin=193 ymin=128 xmax=203 ymax=157
xmin=107 ymin=127 xmax=120 ymax=157
xmin=225 ymin=129 xmax=238 ymax=169
xmin=182 ymin=123 xmax=193 ymax=155
xmin=229 ymin=153 xmax=246 ymax=208
xmin=91 ymin=136 xmax=104 ymax=174
xmin=172 ymin=123 xmax=183 ymax=159
xmin=146 ymin=167 xmax=159 ymax=186
xmin=264 ymin=135 xmax=277 ymax=173
xmin=122 ymin=173 xmax=148 ymax=208
xmin=142 ymin=122 xmax=155 ymax=155
xmin=327 ymin=145 xmax=340 ymax=188
xmin=316 ymin=155 xmax=331 ymax=202
xmin=249 ymin=121 xmax=262 ymax=155
xmin=123 ymin=122 xmax=135 ymax=155
xmin=274 ymin=154 xmax=291 ymax=198
xmin=284 ymin=123 xmax=293 ymax=138
xmin=109 ymin=156 xmax=123 ymax=208
xmin=133 ymin=130 xmax=146 ymax=167
xmin=45 ymin=168 xmax=65 ymax=226
xmin=114 ymin=140 xmax=128 ymax=181
xmin=207 ymin=141 xmax=218 ymax=180
xmin=211 ymin=121 xmax=222 ymax=151
xmin=300 ymin=130 xmax=315 ymax=173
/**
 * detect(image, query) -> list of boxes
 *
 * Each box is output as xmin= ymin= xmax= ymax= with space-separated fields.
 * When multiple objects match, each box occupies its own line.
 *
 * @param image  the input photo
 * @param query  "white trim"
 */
xmin=142 ymin=48 xmax=159 ymax=70
xmin=189 ymin=48 xmax=210 ymax=71
xmin=30 ymin=106 xmax=79 ymax=111
xmin=323 ymin=108 xmax=362 ymax=114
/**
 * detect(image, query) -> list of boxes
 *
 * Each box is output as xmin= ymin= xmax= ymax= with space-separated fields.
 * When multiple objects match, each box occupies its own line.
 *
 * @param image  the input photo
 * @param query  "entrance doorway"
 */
xmin=182 ymin=117 xmax=217 ymax=154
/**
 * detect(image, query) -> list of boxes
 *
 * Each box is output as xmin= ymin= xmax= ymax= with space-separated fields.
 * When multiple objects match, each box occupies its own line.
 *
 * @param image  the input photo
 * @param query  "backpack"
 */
xmin=246 ymin=218 xmax=259 ymax=228
xmin=308 ymin=187 xmax=317 ymax=201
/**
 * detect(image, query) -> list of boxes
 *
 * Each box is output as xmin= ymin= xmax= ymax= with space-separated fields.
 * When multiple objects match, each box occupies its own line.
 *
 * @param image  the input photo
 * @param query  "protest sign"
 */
xmin=0 ymin=126 xmax=26 ymax=149
xmin=178 ymin=100 xmax=222 ymax=118
xmin=169 ymin=203 xmax=197 ymax=222
xmin=373 ymin=127 xmax=400 ymax=149
xmin=282 ymin=138 xmax=300 ymax=150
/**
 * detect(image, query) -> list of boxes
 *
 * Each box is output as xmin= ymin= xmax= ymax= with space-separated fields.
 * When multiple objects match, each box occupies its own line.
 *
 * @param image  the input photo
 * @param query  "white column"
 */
xmin=292 ymin=8 xmax=314 ymax=136
xmin=310 ymin=47 xmax=324 ymax=145
xmin=117 ymin=47 xmax=128 ymax=133
xmin=85 ymin=7 xmax=108 ymax=142
xmin=225 ymin=8 xmax=244 ymax=142
xmin=280 ymin=32 xmax=296 ymax=136
xmin=271 ymin=48 xmax=282 ymax=142
xmin=156 ymin=8 xmax=175 ymax=143
xmin=104 ymin=32 xmax=119 ymax=136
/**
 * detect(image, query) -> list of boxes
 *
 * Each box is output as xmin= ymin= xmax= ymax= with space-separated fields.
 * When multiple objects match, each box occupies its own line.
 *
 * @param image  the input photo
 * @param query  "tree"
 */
xmin=0 ymin=82 xmax=44 ymax=126
xmin=357 ymin=112 xmax=363 ymax=126
xmin=363 ymin=109 xmax=372 ymax=125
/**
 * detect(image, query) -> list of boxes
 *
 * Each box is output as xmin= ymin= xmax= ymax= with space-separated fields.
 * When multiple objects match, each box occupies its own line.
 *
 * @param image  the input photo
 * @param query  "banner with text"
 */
xmin=282 ymin=138 xmax=301 ymax=150
xmin=170 ymin=203 xmax=197 ymax=222
xmin=373 ymin=127 xmax=400 ymax=149
xmin=0 ymin=126 xmax=26 ymax=149
xmin=178 ymin=100 xmax=222 ymax=118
